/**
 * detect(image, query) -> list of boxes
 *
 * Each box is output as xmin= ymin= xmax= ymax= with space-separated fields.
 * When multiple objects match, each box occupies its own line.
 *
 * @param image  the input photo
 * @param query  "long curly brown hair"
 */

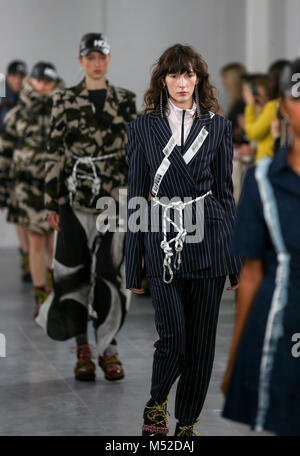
xmin=143 ymin=44 xmax=220 ymax=116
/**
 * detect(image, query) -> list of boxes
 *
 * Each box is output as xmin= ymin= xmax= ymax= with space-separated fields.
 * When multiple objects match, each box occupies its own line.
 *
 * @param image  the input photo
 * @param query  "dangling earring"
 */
xmin=194 ymin=85 xmax=201 ymax=118
xmin=160 ymin=86 xmax=168 ymax=117
xmin=160 ymin=88 xmax=163 ymax=117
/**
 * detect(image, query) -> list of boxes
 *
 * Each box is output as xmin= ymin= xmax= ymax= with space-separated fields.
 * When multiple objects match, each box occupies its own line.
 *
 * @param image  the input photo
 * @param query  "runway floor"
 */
xmin=0 ymin=248 xmax=270 ymax=436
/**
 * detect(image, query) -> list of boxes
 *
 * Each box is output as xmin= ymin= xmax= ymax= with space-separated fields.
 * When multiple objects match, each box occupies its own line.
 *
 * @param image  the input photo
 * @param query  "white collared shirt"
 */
xmin=167 ymin=98 xmax=197 ymax=147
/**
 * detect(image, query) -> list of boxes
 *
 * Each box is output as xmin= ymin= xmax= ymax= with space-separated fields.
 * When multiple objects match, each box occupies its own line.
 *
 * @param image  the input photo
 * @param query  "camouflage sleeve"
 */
xmin=0 ymin=108 xmax=18 ymax=208
xmin=116 ymin=91 xmax=137 ymax=186
xmin=122 ymin=91 xmax=137 ymax=125
xmin=45 ymin=90 xmax=67 ymax=213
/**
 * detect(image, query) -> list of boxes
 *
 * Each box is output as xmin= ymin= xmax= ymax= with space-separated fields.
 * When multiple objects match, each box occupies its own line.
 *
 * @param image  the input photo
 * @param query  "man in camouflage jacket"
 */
xmin=44 ymin=77 xmax=136 ymax=212
xmin=37 ymin=33 xmax=137 ymax=383
xmin=0 ymin=60 xmax=30 ymax=282
xmin=0 ymin=76 xmax=56 ymax=231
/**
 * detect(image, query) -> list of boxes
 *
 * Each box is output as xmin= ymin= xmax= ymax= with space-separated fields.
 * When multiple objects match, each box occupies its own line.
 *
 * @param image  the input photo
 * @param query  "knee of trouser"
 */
xmin=154 ymin=333 xmax=185 ymax=359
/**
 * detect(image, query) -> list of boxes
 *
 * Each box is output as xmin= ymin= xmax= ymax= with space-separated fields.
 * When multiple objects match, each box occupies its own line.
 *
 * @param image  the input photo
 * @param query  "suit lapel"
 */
xmin=183 ymin=110 xmax=213 ymax=155
xmin=151 ymin=111 xmax=213 ymax=189
xmin=151 ymin=115 xmax=195 ymax=188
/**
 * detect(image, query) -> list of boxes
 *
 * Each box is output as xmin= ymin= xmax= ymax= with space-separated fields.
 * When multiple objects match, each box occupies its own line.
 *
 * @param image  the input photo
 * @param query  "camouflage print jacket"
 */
xmin=44 ymin=79 xmax=137 ymax=213
xmin=0 ymin=78 xmax=56 ymax=208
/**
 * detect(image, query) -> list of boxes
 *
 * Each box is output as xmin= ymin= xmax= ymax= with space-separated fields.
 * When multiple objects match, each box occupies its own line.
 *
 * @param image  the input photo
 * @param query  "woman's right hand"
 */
xmin=47 ymin=213 xmax=61 ymax=231
xmin=130 ymin=288 xmax=145 ymax=294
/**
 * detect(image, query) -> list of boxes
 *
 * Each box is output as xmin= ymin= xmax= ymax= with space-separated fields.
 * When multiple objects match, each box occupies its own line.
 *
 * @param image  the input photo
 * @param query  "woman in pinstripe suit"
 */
xmin=125 ymin=44 xmax=241 ymax=436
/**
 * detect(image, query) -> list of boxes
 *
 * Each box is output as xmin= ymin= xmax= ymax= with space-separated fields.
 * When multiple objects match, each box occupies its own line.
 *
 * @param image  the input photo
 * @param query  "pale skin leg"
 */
xmin=45 ymin=230 xmax=54 ymax=270
xmin=27 ymin=230 xmax=47 ymax=287
xmin=16 ymin=224 xmax=29 ymax=253
xmin=221 ymin=259 xmax=264 ymax=394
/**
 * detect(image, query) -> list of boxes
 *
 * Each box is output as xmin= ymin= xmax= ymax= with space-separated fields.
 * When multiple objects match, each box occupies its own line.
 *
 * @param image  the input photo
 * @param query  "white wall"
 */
xmin=105 ymin=0 xmax=246 ymax=110
xmin=0 ymin=0 xmax=105 ymax=86
xmin=285 ymin=0 xmax=300 ymax=59
xmin=0 ymin=0 xmax=298 ymax=247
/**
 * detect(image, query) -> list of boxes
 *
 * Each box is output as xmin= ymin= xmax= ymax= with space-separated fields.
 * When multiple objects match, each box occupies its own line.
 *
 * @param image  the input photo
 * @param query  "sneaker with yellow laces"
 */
xmin=174 ymin=420 xmax=202 ymax=436
xmin=142 ymin=397 xmax=169 ymax=436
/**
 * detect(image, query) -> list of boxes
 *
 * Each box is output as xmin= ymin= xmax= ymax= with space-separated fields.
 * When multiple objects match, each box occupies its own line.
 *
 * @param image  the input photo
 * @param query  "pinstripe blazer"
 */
xmin=125 ymin=110 xmax=241 ymax=289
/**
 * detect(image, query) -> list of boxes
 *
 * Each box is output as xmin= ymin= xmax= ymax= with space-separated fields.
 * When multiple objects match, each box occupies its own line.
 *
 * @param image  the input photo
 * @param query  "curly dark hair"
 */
xmin=143 ymin=44 xmax=220 ymax=116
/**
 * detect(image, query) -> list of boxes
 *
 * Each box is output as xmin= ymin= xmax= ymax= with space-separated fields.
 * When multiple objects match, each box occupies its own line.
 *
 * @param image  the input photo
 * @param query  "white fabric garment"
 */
xmin=167 ymin=98 xmax=197 ymax=146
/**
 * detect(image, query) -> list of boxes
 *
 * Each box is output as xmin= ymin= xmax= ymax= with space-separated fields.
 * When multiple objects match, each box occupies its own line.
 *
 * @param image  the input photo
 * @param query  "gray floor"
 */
xmin=0 ymin=248 xmax=271 ymax=436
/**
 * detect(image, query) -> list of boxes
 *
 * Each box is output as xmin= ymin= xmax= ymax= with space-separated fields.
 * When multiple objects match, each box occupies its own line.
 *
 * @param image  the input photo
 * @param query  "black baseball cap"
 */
xmin=7 ymin=60 xmax=27 ymax=76
xmin=79 ymin=33 xmax=111 ymax=56
xmin=280 ymin=58 xmax=300 ymax=98
xmin=30 ymin=62 xmax=59 ymax=81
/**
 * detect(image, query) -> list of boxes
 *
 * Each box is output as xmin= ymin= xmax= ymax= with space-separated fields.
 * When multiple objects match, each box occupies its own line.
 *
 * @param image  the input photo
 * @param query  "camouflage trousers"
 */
xmin=36 ymin=205 xmax=131 ymax=356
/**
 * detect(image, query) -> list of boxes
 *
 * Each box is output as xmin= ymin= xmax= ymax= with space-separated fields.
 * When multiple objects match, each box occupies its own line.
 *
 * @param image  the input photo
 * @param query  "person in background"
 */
xmin=221 ymin=62 xmax=246 ymax=145
xmin=0 ymin=62 xmax=61 ymax=316
xmin=271 ymin=102 xmax=293 ymax=154
xmin=221 ymin=57 xmax=300 ymax=436
xmin=0 ymin=60 xmax=31 ymax=281
xmin=38 ymin=33 xmax=137 ymax=383
xmin=232 ymin=73 xmax=270 ymax=199
xmin=221 ymin=63 xmax=255 ymax=203
xmin=243 ymin=60 xmax=290 ymax=163
xmin=0 ymin=60 xmax=27 ymax=128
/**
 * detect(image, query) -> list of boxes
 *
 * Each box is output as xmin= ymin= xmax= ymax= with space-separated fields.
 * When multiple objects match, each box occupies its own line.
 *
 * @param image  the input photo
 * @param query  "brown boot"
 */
xmin=98 ymin=355 xmax=125 ymax=381
xmin=74 ymin=344 xmax=96 ymax=382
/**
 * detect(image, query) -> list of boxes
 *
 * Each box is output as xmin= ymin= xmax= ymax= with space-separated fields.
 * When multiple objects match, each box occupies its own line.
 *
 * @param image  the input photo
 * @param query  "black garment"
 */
xmin=125 ymin=113 xmax=241 ymax=287
xmin=227 ymin=99 xmax=248 ymax=145
xmin=150 ymin=276 xmax=226 ymax=425
xmin=36 ymin=205 xmax=128 ymax=356
xmin=88 ymin=89 xmax=107 ymax=123
xmin=274 ymin=137 xmax=281 ymax=154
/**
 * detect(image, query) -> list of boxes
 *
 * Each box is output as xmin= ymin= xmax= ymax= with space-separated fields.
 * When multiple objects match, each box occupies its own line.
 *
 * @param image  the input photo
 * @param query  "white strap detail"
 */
xmin=153 ymin=190 xmax=212 ymax=284
xmin=183 ymin=127 xmax=208 ymax=164
xmin=151 ymin=136 xmax=177 ymax=197
xmin=163 ymin=135 xmax=177 ymax=157
xmin=67 ymin=153 xmax=118 ymax=206
xmin=152 ymin=158 xmax=171 ymax=197
xmin=209 ymin=111 xmax=215 ymax=119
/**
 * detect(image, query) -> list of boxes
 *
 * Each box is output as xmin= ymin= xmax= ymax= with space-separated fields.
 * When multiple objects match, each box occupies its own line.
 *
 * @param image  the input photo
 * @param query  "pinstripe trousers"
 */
xmin=149 ymin=275 xmax=226 ymax=425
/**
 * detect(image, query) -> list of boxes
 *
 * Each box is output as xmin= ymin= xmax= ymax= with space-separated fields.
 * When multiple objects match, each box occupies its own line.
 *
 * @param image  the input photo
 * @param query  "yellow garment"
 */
xmin=244 ymin=99 xmax=279 ymax=163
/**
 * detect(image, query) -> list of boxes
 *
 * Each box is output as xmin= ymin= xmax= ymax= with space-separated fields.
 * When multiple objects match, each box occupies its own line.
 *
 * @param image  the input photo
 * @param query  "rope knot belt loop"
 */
xmin=67 ymin=153 xmax=118 ymax=206
xmin=153 ymin=190 xmax=212 ymax=284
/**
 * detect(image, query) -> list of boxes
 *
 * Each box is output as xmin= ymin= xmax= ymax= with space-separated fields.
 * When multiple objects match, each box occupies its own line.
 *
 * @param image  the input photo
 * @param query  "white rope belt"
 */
xmin=153 ymin=190 xmax=212 ymax=284
xmin=67 ymin=153 xmax=118 ymax=205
